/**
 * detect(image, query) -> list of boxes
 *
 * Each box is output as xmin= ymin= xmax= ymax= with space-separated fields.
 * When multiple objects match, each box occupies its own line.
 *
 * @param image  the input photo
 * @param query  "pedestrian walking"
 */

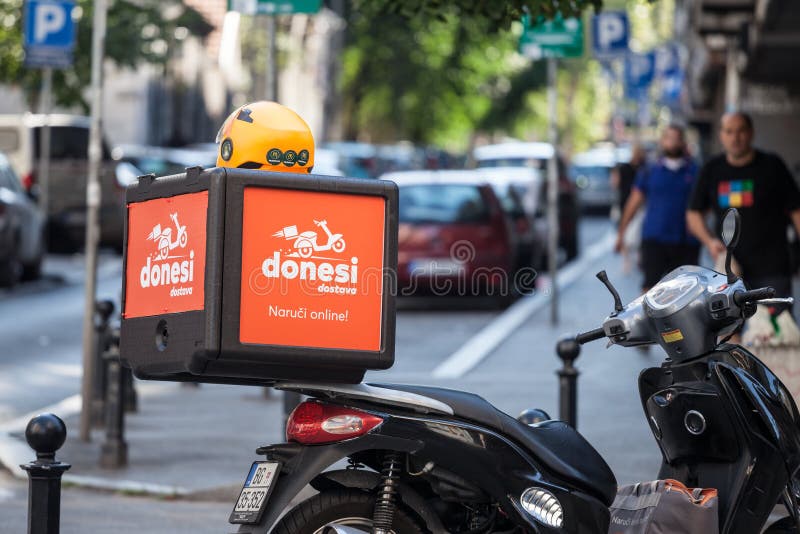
xmin=615 ymin=125 xmax=700 ymax=294
xmin=612 ymin=144 xmax=647 ymax=273
xmin=687 ymin=111 xmax=800 ymax=310
xmin=612 ymin=144 xmax=647 ymax=215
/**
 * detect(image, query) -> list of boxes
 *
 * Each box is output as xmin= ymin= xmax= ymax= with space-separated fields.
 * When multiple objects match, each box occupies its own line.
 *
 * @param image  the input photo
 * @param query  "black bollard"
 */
xmin=556 ymin=336 xmax=581 ymax=429
xmin=91 ymin=300 xmax=115 ymax=427
xmin=20 ymin=413 xmax=71 ymax=534
xmin=100 ymin=336 xmax=128 ymax=469
xmin=122 ymin=365 xmax=138 ymax=413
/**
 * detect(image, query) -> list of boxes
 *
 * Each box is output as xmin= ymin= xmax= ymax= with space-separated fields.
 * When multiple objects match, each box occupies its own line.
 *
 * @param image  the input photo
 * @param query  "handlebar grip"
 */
xmin=575 ymin=327 xmax=606 ymax=345
xmin=733 ymin=287 xmax=775 ymax=307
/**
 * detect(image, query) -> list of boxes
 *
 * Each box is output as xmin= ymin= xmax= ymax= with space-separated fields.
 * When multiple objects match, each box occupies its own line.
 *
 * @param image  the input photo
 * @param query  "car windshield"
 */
xmin=491 ymin=183 xmax=527 ymax=218
xmin=34 ymin=126 xmax=111 ymax=160
xmin=399 ymin=184 xmax=490 ymax=224
xmin=569 ymin=165 xmax=610 ymax=181
xmin=477 ymin=158 xmax=545 ymax=169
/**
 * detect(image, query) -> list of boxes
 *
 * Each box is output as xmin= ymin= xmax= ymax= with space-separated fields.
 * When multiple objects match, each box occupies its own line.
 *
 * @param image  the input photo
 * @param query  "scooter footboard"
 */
xmin=233 ymin=434 xmax=423 ymax=533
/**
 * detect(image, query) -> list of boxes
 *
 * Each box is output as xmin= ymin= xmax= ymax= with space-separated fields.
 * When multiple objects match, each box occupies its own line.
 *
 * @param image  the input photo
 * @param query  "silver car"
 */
xmin=0 ymin=152 xmax=45 ymax=287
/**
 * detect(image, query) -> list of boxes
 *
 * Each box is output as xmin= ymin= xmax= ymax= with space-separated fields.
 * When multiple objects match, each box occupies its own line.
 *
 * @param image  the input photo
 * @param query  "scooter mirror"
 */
xmin=721 ymin=208 xmax=741 ymax=284
xmin=721 ymin=208 xmax=741 ymax=249
xmin=321 ymin=525 xmax=371 ymax=534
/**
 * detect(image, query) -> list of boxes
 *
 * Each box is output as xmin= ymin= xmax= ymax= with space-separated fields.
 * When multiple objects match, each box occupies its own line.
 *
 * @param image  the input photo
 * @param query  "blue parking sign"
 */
xmin=23 ymin=0 xmax=76 ymax=69
xmin=592 ymin=12 xmax=629 ymax=58
xmin=625 ymin=52 xmax=656 ymax=100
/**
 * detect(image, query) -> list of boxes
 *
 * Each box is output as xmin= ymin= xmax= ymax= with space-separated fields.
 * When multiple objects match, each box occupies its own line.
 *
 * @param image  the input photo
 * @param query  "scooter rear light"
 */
xmin=286 ymin=401 xmax=384 ymax=445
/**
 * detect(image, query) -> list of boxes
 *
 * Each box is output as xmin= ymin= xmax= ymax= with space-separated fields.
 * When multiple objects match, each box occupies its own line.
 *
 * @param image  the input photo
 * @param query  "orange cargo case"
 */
xmin=120 ymin=166 xmax=398 ymax=385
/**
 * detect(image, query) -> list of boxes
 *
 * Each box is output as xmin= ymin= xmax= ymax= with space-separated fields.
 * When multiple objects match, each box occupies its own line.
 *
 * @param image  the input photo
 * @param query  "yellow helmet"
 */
xmin=215 ymin=101 xmax=314 ymax=173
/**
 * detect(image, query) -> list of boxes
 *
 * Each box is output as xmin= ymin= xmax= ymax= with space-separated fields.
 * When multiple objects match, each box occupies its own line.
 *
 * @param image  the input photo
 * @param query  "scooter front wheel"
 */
xmin=271 ymin=488 xmax=424 ymax=534
xmin=332 ymin=239 xmax=346 ymax=253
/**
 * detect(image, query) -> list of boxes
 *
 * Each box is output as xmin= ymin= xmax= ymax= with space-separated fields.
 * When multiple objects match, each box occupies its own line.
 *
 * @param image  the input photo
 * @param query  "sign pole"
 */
xmin=547 ymin=56 xmax=559 ymax=325
xmin=266 ymin=14 xmax=278 ymax=101
xmin=79 ymin=0 xmax=108 ymax=442
xmin=38 ymin=68 xmax=52 ymax=232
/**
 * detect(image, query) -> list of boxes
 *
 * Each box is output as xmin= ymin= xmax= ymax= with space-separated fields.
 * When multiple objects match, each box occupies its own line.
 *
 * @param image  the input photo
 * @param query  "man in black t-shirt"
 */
xmin=687 ymin=112 xmax=800 ymax=302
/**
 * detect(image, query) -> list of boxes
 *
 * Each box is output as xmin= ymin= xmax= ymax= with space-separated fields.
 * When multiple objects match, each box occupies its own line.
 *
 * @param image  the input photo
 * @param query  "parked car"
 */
xmin=312 ymin=148 xmax=345 ymax=176
xmin=0 ymin=152 xmax=45 ymax=287
xmin=474 ymin=142 xmax=580 ymax=261
xmin=381 ymin=170 xmax=515 ymax=298
xmin=111 ymin=144 xmax=217 ymax=178
xmin=467 ymin=167 xmax=546 ymax=273
xmin=321 ymin=142 xmax=379 ymax=179
xmin=0 ymin=114 xmax=125 ymax=251
xmin=569 ymin=148 xmax=620 ymax=214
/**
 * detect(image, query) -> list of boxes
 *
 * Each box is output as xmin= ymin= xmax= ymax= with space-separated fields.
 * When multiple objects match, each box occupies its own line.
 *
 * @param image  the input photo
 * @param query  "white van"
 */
xmin=0 ymin=114 xmax=125 ymax=251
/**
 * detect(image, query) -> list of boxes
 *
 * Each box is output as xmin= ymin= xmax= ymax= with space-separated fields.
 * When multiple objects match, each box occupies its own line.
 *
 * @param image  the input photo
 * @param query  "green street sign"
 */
xmin=228 ymin=0 xmax=321 ymax=15
xmin=520 ymin=15 xmax=584 ymax=59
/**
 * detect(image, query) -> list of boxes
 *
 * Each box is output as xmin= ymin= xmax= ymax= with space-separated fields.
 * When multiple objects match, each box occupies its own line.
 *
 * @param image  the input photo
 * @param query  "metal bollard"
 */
xmin=91 ymin=300 xmax=115 ymax=427
xmin=20 ymin=413 xmax=71 ymax=534
xmin=122 ymin=364 xmax=138 ymax=413
xmin=556 ymin=336 xmax=581 ymax=428
xmin=100 ymin=332 xmax=128 ymax=469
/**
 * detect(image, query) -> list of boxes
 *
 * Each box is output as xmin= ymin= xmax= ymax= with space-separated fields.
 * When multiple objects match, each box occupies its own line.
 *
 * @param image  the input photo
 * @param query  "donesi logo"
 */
xmin=262 ymin=219 xmax=358 ymax=295
xmin=139 ymin=212 xmax=196 ymax=296
xmin=124 ymin=192 xmax=207 ymax=319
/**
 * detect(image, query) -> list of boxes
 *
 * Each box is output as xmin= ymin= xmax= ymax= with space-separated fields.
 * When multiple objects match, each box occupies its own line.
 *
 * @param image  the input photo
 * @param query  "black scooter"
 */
xmin=230 ymin=209 xmax=800 ymax=534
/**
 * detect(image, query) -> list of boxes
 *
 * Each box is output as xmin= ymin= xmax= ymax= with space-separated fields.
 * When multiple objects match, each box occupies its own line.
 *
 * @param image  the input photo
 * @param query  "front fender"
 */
xmin=234 ymin=434 xmax=423 ymax=533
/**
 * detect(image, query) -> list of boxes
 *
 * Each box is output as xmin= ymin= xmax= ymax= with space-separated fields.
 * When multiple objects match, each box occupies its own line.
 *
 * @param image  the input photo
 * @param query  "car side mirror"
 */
xmin=721 ymin=208 xmax=741 ymax=283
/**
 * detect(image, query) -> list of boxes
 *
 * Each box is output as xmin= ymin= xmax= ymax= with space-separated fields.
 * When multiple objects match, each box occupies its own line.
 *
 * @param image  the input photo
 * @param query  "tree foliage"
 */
xmin=352 ymin=0 xmax=602 ymax=31
xmin=340 ymin=7 xmax=527 ymax=148
xmin=0 ymin=0 xmax=210 ymax=111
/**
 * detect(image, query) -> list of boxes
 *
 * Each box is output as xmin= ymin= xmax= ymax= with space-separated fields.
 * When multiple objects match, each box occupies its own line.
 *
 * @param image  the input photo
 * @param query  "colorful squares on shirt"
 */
xmin=718 ymin=179 xmax=754 ymax=208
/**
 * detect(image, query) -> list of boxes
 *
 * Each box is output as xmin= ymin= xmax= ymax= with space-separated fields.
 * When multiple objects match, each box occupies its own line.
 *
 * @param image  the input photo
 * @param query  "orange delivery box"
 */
xmin=120 ymin=166 xmax=398 ymax=385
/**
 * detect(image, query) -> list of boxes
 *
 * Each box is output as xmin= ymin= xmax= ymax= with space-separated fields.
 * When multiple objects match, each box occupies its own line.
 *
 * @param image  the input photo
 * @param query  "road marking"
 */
xmin=432 ymin=231 xmax=615 ymax=379
xmin=0 ymin=394 xmax=82 ymax=433
xmin=62 ymin=475 xmax=190 ymax=497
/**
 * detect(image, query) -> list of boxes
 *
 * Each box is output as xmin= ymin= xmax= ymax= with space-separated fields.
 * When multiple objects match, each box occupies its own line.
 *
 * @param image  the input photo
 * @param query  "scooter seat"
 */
xmin=374 ymin=384 xmax=617 ymax=506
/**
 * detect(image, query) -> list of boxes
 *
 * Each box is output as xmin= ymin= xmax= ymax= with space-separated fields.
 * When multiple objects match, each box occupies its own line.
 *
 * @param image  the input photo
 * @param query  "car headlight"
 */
xmin=520 ymin=487 xmax=564 ymax=529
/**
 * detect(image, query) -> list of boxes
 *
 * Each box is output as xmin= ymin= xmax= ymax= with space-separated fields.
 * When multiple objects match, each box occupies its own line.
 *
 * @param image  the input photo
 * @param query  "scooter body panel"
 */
xmin=639 ymin=345 xmax=800 ymax=534
xmin=242 ymin=408 xmax=610 ymax=533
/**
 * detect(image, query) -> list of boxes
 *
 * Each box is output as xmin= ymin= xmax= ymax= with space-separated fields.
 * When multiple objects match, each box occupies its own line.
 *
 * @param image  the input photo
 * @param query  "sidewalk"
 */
xmin=1 ymin=383 xmax=284 ymax=497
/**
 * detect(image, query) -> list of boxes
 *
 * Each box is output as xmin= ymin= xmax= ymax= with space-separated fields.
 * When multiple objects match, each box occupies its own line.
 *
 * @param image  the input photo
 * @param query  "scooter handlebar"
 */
xmin=575 ymin=327 xmax=606 ymax=345
xmin=733 ymin=287 xmax=775 ymax=307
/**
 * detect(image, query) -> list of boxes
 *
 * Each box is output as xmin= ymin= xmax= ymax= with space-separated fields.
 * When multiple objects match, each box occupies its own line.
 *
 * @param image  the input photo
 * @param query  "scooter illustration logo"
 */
xmin=273 ymin=219 xmax=346 ymax=258
xmin=262 ymin=218 xmax=357 ymax=293
xmin=147 ymin=213 xmax=188 ymax=260
xmin=139 ymin=211 xmax=196 ymax=290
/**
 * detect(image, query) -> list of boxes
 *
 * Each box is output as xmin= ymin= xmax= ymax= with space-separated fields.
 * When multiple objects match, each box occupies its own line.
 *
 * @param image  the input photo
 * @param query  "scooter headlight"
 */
xmin=520 ymin=487 xmax=564 ymax=529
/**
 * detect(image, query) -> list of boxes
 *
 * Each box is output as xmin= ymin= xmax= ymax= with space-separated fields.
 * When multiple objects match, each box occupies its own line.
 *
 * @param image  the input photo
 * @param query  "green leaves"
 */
xmin=352 ymin=0 xmax=602 ymax=31
xmin=0 ymin=0 xmax=208 ymax=110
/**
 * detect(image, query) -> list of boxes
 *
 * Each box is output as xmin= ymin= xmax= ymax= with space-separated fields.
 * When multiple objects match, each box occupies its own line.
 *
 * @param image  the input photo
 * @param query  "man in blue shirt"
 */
xmin=615 ymin=125 xmax=700 ymax=293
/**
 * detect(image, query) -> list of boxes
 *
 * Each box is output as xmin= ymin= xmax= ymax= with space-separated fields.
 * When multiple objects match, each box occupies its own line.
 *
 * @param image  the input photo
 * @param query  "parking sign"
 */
xmin=592 ymin=12 xmax=629 ymax=58
xmin=625 ymin=52 xmax=656 ymax=100
xmin=23 ymin=0 xmax=76 ymax=68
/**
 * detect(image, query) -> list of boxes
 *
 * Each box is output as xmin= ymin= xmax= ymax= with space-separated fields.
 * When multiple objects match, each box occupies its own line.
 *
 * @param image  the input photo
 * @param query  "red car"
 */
xmin=381 ymin=171 xmax=515 ymax=298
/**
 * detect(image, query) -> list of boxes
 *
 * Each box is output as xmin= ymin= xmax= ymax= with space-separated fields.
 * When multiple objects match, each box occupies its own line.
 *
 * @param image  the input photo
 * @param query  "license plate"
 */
xmin=229 ymin=461 xmax=281 ymax=525
xmin=409 ymin=258 xmax=464 ymax=276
